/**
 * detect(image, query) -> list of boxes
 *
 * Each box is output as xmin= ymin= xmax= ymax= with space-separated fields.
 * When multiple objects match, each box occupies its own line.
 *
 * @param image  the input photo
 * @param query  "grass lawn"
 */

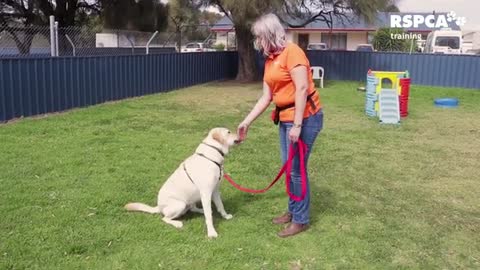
xmin=1 ymin=80 xmax=479 ymax=270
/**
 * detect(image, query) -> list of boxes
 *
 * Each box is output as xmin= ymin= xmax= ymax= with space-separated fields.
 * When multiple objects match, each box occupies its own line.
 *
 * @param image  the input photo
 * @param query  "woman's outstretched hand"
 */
xmin=237 ymin=122 xmax=249 ymax=142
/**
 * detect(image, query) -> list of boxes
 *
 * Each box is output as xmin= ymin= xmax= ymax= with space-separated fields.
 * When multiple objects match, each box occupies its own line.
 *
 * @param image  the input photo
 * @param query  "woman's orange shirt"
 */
xmin=263 ymin=43 xmax=321 ymax=122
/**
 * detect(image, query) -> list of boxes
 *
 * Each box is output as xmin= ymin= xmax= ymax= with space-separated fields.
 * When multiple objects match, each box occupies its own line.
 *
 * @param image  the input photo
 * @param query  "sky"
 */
xmin=397 ymin=0 xmax=480 ymax=30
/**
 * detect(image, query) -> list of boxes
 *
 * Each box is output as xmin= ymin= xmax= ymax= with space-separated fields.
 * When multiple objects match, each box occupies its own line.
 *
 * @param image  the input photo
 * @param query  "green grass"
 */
xmin=1 ymin=80 xmax=479 ymax=270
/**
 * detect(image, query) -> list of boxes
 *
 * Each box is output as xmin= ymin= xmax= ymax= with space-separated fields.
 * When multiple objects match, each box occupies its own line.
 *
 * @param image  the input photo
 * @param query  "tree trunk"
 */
xmin=234 ymin=25 xmax=258 ymax=82
xmin=177 ymin=27 xmax=182 ymax=52
xmin=8 ymin=28 xmax=35 ymax=55
xmin=55 ymin=2 xmax=77 ymax=56
xmin=20 ymin=34 xmax=34 ymax=55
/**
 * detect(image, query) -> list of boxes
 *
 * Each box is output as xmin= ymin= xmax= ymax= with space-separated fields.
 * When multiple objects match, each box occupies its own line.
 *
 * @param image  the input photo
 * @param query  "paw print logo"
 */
xmin=447 ymin=11 xmax=457 ymax=22
xmin=455 ymin=16 xmax=467 ymax=26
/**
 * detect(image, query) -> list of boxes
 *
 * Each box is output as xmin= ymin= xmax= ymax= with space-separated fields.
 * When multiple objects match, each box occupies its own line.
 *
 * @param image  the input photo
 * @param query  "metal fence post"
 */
xmin=126 ymin=36 xmax=135 ymax=55
xmin=65 ymin=34 xmax=76 ymax=56
xmin=49 ymin=16 xmax=55 ymax=56
xmin=54 ymin=21 xmax=59 ymax=56
xmin=146 ymin=31 xmax=159 ymax=55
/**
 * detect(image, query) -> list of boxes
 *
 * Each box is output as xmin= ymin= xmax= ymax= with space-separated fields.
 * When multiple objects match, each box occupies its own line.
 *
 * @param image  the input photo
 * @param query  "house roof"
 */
xmin=212 ymin=17 xmax=236 ymax=31
xmin=212 ymin=12 xmax=461 ymax=32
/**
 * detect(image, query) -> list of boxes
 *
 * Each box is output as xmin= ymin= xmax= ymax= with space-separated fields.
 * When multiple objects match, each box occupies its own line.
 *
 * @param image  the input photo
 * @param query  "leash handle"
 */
xmin=285 ymin=140 xmax=308 ymax=202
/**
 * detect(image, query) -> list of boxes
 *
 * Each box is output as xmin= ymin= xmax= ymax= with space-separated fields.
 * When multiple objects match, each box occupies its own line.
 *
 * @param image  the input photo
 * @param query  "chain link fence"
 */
xmin=58 ymin=27 xmax=178 ymax=56
xmin=0 ymin=25 xmax=51 ymax=57
xmin=0 ymin=23 xmax=237 ymax=58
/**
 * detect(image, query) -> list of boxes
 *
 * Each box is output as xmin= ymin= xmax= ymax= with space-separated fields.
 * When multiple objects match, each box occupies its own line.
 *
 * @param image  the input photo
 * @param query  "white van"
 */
xmin=424 ymin=30 xmax=463 ymax=54
xmin=462 ymin=41 xmax=473 ymax=54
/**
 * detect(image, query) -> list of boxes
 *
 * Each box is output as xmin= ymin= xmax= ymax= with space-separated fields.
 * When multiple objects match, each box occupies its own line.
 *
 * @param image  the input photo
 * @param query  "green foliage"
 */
xmin=82 ymin=15 xmax=104 ymax=34
xmin=167 ymin=1 xmax=222 ymax=50
xmin=212 ymin=43 xmax=226 ymax=51
xmin=184 ymin=13 xmax=222 ymax=38
xmin=102 ymin=0 xmax=169 ymax=31
xmin=1 ymin=0 xmax=104 ymax=54
xmin=168 ymin=0 xmax=198 ymax=29
xmin=0 ymin=1 xmax=106 ymax=28
xmin=373 ymin=28 xmax=418 ymax=52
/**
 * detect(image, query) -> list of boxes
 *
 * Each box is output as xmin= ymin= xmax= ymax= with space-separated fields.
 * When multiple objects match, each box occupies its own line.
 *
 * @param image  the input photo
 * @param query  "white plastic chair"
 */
xmin=311 ymin=66 xmax=324 ymax=88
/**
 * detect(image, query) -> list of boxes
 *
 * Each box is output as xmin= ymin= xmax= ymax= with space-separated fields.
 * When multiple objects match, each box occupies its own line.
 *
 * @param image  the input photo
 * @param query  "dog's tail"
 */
xmin=124 ymin=202 xmax=160 ymax=214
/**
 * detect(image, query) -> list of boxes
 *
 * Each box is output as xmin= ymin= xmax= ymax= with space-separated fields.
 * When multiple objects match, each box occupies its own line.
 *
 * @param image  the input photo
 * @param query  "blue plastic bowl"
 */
xmin=434 ymin=98 xmax=459 ymax=108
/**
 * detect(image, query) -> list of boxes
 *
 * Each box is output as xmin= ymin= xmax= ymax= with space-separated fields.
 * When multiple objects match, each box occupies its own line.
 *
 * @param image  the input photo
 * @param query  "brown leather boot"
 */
xmin=277 ymin=223 xmax=309 ymax=238
xmin=272 ymin=212 xmax=292 ymax=224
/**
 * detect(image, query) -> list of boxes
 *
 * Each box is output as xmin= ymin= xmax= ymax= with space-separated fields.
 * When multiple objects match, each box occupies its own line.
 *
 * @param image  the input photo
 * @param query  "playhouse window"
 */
xmin=381 ymin=78 xmax=393 ymax=89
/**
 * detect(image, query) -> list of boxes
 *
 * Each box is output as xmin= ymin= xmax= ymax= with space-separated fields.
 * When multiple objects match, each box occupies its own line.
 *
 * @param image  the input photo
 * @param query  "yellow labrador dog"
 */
xmin=125 ymin=127 xmax=239 ymax=238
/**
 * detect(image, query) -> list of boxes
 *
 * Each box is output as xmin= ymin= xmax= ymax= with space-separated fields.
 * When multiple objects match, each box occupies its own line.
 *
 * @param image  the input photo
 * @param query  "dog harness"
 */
xmin=183 ymin=143 xmax=224 ymax=183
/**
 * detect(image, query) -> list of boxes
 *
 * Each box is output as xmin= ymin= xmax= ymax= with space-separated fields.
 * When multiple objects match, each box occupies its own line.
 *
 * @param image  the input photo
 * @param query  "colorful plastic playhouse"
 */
xmin=365 ymin=70 xmax=411 ymax=124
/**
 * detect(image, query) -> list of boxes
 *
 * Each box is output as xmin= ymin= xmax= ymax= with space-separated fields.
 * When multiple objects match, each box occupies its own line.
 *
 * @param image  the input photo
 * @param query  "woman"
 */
xmin=237 ymin=13 xmax=323 ymax=238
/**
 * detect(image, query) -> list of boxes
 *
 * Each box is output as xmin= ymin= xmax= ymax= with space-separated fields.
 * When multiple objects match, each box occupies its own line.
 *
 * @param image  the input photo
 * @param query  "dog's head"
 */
xmin=206 ymin=127 xmax=240 ymax=153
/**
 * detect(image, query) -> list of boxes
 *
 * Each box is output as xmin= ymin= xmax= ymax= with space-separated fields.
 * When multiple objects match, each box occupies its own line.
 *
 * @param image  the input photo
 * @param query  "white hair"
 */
xmin=251 ymin=13 xmax=286 ymax=56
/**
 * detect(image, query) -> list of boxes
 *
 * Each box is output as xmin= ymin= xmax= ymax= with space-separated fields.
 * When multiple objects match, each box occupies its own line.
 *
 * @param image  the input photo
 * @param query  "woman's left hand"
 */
xmin=289 ymin=126 xmax=301 ymax=142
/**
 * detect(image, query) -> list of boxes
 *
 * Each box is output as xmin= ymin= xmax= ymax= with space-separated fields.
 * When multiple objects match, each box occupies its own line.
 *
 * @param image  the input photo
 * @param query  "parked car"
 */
xmin=307 ymin=43 xmax=328 ymax=50
xmin=463 ymin=49 xmax=476 ymax=55
xmin=424 ymin=30 xmax=462 ymax=54
xmin=181 ymin=42 xmax=216 ymax=53
xmin=356 ymin=44 xmax=375 ymax=52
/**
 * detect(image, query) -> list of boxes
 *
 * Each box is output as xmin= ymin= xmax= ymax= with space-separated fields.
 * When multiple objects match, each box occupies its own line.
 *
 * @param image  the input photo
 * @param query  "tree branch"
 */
xmin=37 ymin=0 xmax=55 ymax=17
xmin=211 ymin=0 xmax=231 ymax=21
xmin=2 ymin=0 xmax=27 ymax=13
xmin=20 ymin=0 xmax=27 ymax=11
xmin=169 ymin=15 xmax=182 ymax=29
xmin=5 ymin=27 xmax=22 ymax=45
xmin=27 ymin=0 xmax=35 ymax=12
xmin=77 ymin=1 xmax=101 ymax=13
xmin=280 ymin=0 xmax=364 ymax=31
xmin=283 ymin=10 xmax=332 ymax=28
xmin=0 ymin=13 xmax=26 ymax=19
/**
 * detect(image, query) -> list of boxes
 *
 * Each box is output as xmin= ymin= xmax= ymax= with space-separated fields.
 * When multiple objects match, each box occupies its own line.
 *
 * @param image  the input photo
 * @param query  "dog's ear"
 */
xmin=212 ymin=131 xmax=225 ymax=145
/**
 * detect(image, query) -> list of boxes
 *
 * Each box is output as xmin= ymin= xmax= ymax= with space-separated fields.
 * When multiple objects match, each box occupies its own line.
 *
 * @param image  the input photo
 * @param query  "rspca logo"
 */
xmin=390 ymin=12 xmax=467 ymax=29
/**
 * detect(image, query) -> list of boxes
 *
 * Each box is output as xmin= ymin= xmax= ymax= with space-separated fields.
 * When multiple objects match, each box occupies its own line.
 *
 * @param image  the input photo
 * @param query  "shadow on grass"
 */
xmin=310 ymin=186 xmax=337 ymax=224
xmin=212 ymin=182 xmax=337 ymax=225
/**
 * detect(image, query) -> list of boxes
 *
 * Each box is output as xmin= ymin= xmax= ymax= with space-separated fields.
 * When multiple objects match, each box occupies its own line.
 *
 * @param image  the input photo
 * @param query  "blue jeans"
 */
xmin=279 ymin=110 xmax=323 ymax=224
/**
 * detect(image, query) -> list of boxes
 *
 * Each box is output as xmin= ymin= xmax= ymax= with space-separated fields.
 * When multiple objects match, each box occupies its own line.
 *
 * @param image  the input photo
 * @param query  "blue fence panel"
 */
xmin=303 ymin=51 xmax=480 ymax=89
xmin=0 ymin=52 xmax=238 ymax=122
xmin=0 ymin=47 xmax=177 ymax=58
xmin=3 ymin=50 xmax=479 ymax=123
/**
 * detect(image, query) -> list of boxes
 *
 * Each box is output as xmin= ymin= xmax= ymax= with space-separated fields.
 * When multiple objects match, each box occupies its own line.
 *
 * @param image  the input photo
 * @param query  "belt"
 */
xmin=272 ymin=91 xmax=317 ymax=125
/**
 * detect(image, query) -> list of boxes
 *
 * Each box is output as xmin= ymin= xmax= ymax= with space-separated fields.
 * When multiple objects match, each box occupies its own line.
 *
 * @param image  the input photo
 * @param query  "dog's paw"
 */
xmin=163 ymin=218 xmax=183 ymax=229
xmin=223 ymin=214 xmax=233 ymax=220
xmin=171 ymin=221 xmax=183 ymax=228
xmin=208 ymin=231 xmax=218 ymax=238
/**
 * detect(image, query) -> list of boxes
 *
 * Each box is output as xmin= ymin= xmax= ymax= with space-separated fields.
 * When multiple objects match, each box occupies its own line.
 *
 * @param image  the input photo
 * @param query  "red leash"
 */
xmin=223 ymin=139 xmax=308 ymax=202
